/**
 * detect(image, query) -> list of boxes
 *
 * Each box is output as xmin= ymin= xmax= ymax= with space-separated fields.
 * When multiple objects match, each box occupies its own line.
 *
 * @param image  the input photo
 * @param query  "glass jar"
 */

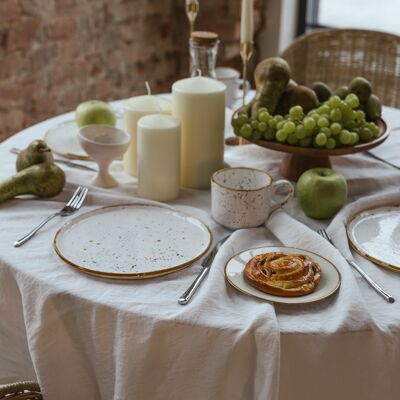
xmin=189 ymin=31 xmax=219 ymax=78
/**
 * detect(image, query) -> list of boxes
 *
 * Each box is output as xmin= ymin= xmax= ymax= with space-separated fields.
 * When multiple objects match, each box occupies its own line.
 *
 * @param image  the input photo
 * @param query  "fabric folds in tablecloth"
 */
xmin=1 ymin=105 xmax=400 ymax=400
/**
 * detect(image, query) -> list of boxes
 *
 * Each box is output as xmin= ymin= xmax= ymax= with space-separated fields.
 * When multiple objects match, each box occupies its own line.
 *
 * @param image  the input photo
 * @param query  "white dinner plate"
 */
xmin=347 ymin=206 xmax=400 ymax=272
xmin=54 ymin=204 xmax=212 ymax=279
xmin=225 ymin=246 xmax=341 ymax=304
xmin=45 ymin=116 xmax=123 ymax=160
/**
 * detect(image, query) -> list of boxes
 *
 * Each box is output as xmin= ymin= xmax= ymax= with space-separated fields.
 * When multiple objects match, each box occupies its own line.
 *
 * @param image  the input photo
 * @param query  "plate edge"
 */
xmin=346 ymin=204 xmax=400 ymax=272
xmin=53 ymin=203 xmax=213 ymax=279
xmin=224 ymin=245 xmax=341 ymax=304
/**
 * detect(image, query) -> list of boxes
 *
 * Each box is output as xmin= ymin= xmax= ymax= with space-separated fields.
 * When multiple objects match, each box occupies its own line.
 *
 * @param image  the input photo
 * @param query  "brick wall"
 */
xmin=0 ymin=0 xmax=266 ymax=141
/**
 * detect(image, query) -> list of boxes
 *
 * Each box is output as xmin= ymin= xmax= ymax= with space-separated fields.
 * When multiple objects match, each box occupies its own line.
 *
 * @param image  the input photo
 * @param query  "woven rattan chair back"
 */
xmin=280 ymin=29 xmax=400 ymax=107
xmin=0 ymin=381 xmax=42 ymax=399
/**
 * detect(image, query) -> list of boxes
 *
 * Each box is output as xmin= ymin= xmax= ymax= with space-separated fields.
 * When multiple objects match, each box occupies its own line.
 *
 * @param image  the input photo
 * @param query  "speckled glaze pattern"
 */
xmin=54 ymin=205 xmax=211 ymax=278
xmin=347 ymin=205 xmax=400 ymax=271
xmin=211 ymin=167 xmax=294 ymax=229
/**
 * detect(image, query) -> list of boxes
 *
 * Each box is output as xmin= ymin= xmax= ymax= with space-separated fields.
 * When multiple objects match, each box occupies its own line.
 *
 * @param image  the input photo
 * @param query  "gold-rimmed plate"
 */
xmin=54 ymin=204 xmax=212 ymax=279
xmin=347 ymin=205 xmax=400 ymax=272
xmin=225 ymin=246 xmax=341 ymax=304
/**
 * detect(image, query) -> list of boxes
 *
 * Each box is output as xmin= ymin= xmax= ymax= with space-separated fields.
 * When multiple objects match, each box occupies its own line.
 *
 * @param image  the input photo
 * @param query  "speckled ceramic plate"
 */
xmin=45 ymin=116 xmax=123 ymax=160
xmin=54 ymin=204 xmax=212 ymax=279
xmin=347 ymin=206 xmax=400 ymax=272
xmin=225 ymin=246 xmax=341 ymax=304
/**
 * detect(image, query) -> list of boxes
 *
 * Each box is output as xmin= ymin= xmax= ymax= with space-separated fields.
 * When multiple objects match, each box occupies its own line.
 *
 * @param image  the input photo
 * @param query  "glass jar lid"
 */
xmin=190 ymin=31 xmax=219 ymax=47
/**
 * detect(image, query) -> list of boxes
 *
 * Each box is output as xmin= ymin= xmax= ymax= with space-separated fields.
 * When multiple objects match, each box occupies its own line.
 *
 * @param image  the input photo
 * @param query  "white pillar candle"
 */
xmin=172 ymin=76 xmax=225 ymax=189
xmin=123 ymin=96 xmax=171 ymax=177
xmin=137 ymin=114 xmax=181 ymax=202
xmin=240 ymin=0 xmax=254 ymax=44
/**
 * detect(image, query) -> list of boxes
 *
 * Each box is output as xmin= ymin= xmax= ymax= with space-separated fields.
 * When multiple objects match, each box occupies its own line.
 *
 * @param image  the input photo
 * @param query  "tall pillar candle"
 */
xmin=123 ymin=96 xmax=171 ymax=177
xmin=172 ymin=76 xmax=225 ymax=189
xmin=137 ymin=114 xmax=181 ymax=202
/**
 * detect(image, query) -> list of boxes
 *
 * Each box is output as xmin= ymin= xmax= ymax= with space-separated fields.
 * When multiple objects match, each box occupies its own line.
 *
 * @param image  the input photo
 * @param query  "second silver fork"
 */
xmin=317 ymin=228 xmax=395 ymax=303
xmin=13 ymin=186 xmax=88 ymax=248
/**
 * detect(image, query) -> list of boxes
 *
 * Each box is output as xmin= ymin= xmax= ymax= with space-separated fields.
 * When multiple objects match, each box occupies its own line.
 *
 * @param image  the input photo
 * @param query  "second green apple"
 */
xmin=296 ymin=167 xmax=348 ymax=219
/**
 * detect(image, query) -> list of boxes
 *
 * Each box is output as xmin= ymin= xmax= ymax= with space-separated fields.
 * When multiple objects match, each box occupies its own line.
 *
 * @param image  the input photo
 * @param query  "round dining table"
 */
xmin=0 ymin=97 xmax=400 ymax=400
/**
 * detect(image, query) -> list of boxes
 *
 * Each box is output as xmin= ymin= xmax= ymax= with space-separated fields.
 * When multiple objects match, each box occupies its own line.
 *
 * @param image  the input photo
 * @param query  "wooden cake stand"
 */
xmin=245 ymin=118 xmax=389 ymax=181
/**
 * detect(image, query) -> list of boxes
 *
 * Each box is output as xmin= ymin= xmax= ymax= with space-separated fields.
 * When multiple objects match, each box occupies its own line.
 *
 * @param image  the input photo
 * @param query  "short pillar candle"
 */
xmin=123 ymin=96 xmax=171 ymax=177
xmin=137 ymin=114 xmax=181 ymax=202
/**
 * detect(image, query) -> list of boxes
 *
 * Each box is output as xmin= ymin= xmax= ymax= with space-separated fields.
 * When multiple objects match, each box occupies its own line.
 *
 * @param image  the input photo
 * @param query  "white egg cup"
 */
xmin=78 ymin=125 xmax=130 ymax=188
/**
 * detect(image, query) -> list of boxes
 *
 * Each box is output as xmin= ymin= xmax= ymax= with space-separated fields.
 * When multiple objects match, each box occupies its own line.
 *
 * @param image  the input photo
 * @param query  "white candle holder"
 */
xmin=78 ymin=125 xmax=130 ymax=188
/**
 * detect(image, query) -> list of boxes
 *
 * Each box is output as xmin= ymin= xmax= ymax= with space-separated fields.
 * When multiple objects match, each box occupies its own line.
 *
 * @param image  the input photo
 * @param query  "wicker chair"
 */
xmin=0 ymin=381 xmax=42 ymax=399
xmin=280 ymin=29 xmax=400 ymax=107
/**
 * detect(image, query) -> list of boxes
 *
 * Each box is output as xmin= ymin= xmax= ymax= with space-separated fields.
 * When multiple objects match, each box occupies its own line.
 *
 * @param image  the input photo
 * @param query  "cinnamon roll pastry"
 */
xmin=244 ymin=252 xmax=321 ymax=297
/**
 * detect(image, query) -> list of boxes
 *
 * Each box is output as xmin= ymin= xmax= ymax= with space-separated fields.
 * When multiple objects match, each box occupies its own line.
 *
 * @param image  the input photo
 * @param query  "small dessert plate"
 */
xmin=225 ymin=246 xmax=341 ymax=304
xmin=347 ymin=206 xmax=400 ymax=271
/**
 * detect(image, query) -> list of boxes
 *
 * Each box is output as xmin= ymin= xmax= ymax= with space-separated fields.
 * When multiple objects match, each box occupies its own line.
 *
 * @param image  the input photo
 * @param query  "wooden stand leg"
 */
xmin=279 ymin=154 xmax=332 ymax=181
xmin=225 ymin=137 xmax=250 ymax=146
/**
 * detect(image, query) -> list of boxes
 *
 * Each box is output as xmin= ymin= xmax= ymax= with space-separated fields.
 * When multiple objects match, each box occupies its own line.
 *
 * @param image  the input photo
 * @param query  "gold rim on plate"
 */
xmin=346 ymin=205 xmax=400 ymax=272
xmin=224 ymin=245 xmax=341 ymax=304
xmin=53 ymin=204 xmax=212 ymax=279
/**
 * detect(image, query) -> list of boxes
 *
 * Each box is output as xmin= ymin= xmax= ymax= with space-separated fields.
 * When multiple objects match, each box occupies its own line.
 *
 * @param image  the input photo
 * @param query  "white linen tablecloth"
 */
xmin=0 ymin=101 xmax=400 ymax=400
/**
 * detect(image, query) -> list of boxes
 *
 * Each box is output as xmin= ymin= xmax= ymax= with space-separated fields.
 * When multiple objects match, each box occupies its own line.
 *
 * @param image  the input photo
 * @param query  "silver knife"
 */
xmin=10 ymin=147 xmax=97 ymax=172
xmin=178 ymin=235 xmax=230 ymax=305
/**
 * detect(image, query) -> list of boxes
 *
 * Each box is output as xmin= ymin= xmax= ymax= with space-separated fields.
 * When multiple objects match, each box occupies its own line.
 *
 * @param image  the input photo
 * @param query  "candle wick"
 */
xmin=196 ymin=68 xmax=202 ymax=77
xmin=145 ymin=81 xmax=152 ymax=96
xmin=145 ymin=81 xmax=163 ymax=115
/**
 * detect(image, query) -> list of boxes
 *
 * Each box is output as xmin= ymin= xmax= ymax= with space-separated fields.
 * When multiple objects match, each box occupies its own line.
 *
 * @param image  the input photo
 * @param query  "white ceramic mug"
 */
xmin=211 ymin=167 xmax=294 ymax=229
xmin=215 ymin=67 xmax=250 ymax=107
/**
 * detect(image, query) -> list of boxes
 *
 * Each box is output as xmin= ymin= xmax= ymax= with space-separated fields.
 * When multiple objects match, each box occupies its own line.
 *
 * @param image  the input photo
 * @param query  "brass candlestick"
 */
xmin=240 ymin=41 xmax=253 ymax=106
xmin=186 ymin=0 xmax=199 ymax=34
xmin=239 ymin=41 xmax=253 ymax=145
xmin=186 ymin=0 xmax=199 ymax=74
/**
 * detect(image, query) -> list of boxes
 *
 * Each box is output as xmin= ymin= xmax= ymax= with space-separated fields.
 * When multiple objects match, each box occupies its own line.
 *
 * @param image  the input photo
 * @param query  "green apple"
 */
xmin=296 ymin=168 xmax=348 ymax=219
xmin=75 ymin=100 xmax=116 ymax=128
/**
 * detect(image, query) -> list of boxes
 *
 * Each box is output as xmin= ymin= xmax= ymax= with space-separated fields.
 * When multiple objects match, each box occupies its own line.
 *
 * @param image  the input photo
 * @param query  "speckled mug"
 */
xmin=211 ymin=167 xmax=294 ymax=229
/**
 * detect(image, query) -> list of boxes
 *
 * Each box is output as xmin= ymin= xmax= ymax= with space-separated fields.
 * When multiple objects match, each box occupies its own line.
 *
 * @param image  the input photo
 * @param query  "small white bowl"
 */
xmin=78 ymin=125 xmax=130 ymax=188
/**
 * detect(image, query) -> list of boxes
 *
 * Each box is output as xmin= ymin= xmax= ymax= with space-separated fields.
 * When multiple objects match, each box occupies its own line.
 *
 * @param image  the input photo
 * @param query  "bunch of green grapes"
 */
xmin=232 ymin=94 xmax=380 ymax=149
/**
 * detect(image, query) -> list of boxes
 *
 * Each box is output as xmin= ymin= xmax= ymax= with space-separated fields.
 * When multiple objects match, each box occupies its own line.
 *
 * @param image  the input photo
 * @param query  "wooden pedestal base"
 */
xmin=279 ymin=154 xmax=332 ymax=182
xmin=225 ymin=137 xmax=250 ymax=146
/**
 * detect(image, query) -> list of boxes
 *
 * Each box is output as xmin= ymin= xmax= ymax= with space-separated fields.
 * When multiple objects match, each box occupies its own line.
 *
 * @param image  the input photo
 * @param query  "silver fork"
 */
xmin=317 ymin=228 xmax=395 ymax=303
xmin=13 ymin=186 xmax=88 ymax=248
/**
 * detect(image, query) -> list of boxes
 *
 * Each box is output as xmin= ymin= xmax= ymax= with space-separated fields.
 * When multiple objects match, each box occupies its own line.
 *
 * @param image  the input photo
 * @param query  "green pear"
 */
xmin=0 ymin=163 xmax=65 ymax=203
xmin=16 ymin=140 xmax=54 ymax=171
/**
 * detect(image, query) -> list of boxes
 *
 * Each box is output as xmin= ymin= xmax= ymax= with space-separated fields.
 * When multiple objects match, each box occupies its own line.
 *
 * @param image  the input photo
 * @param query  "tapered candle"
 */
xmin=240 ymin=0 xmax=254 ymax=44
xmin=137 ymin=114 xmax=181 ymax=202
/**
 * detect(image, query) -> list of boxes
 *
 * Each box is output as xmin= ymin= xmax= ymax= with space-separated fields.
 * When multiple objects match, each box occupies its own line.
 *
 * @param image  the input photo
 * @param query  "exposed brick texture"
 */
xmin=0 ymin=0 xmax=265 ymax=141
